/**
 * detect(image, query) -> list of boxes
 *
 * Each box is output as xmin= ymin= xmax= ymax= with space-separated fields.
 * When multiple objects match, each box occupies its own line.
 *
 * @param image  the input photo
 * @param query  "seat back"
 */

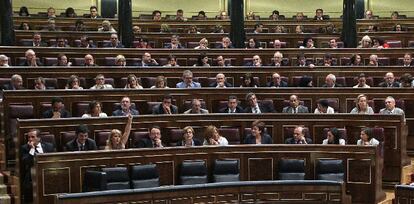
xmin=130 ymin=164 xmax=160 ymax=189
xmin=316 ymin=159 xmax=344 ymax=182
xmin=278 ymin=159 xmax=306 ymax=180
xmin=83 ymin=170 xmax=107 ymax=192
xmin=179 ymin=160 xmax=208 ymax=185
xmin=102 ymin=167 xmax=130 ymax=190
xmin=213 ymin=159 xmax=240 ymax=182
xmin=218 ymin=128 xmax=240 ymax=144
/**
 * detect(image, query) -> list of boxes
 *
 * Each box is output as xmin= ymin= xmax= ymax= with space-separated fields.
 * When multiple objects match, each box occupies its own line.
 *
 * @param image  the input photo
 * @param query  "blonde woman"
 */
xmin=350 ymin=94 xmax=374 ymax=114
xmin=105 ymin=114 xmax=133 ymax=150
xmin=177 ymin=126 xmax=202 ymax=147
xmin=203 ymin=125 xmax=228 ymax=146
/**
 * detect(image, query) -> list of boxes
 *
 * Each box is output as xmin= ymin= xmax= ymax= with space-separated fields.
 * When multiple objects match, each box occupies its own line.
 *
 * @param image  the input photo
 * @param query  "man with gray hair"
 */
xmin=20 ymin=49 xmax=42 ymax=66
xmin=176 ymin=70 xmax=201 ymax=88
xmin=2 ymin=74 xmax=24 ymax=90
xmin=322 ymin=73 xmax=342 ymax=88
xmin=0 ymin=55 xmax=9 ymax=67
xmin=271 ymin=51 xmax=284 ymax=66
xmin=379 ymin=96 xmax=405 ymax=116
xmin=209 ymin=73 xmax=232 ymax=88
xmin=184 ymin=99 xmax=209 ymax=114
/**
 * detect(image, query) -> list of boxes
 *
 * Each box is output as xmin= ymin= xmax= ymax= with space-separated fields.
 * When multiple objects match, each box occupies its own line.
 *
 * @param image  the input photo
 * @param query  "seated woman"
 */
xmin=314 ymin=99 xmax=335 ymax=114
xmin=246 ymin=38 xmax=262 ymax=49
xmin=82 ymin=101 xmax=108 ymax=118
xmin=322 ymin=128 xmax=346 ymax=145
xmin=203 ymin=125 xmax=228 ymax=146
xmin=240 ymin=73 xmax=258 ymax=87
xmin=115 ymin=55 xmax=126 ymax=67
xmin=357 ymin=127 xmax=379 ymax=146
xmin=125 ymin=74 xmax=143 ymax=89
xmin=350 ymin=94 xmax=374 ymax=114
xmin=243 ymin=120 xmax=272 ymax=144
xmin=177 ymin=126 xmax=202 ymax=147
xmin=151 ymin=76 xmax=169 ymax=88
xmin=105 ymin=114 xmax=133 ymax=150
xmin=193 ymin=53 xmax=210 ymax=67
xmin=65 ymin=75 xmax=83 ymax=89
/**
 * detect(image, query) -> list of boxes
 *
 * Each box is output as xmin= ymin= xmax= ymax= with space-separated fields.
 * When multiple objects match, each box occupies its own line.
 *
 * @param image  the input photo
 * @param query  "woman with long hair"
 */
xmin=105 ymin=114 xmax=133 ymax=150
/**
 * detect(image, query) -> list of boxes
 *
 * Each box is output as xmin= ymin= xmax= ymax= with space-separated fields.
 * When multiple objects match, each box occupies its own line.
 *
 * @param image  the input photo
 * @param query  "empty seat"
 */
xmin=316 ymin=160 xmax=344 ymax=182
xmin=218 ymin=128 xmax=240 ymax=144
xmin=102 ymin=167 xmax=130 ymax=190
xmin=9 ymin=104 xmax=34 ymax=136
xmin=43 ymin=57 xmax=58 ymax=66
xmin=168 ymin=128 xmax=184 ymax=146
xmin=104 ymin=57 xmax=116 ymax=66
xmin=212 ymin=159 xmax=240 ymax=182
xmin=179 ymin=160 xmax=208 ymax=185
xmin=278 ymin=159 xmax=305 ymax=180
xmin=61 ymin=131 xmax=76 ymax=151
xmin=94 ymin=131 xmax=110 ymax=150
xmin=83 ymin=170 xmax=107 ymax=192
xmin=386 ymin=40 xmax=402 ymax=48
xmin=130 ymin=164 xmax=160 ymax=188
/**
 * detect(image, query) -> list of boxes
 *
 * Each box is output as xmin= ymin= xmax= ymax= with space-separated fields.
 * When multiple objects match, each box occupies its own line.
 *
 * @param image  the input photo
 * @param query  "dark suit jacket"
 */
xmin=152 ymin=104 xmax=178 ymax=114
xmin=65 ymin=138 xmax=97 ymax=151
xmin=19 ymin=60 xmax=43 ymax=66
xmin=244 ymin=134 xmax=273 ymax=144
xmin=135 ymin=138 xmax=155 ymax=148
xmin=21 ymin=142 xmax=55 ymax=189
xmin=103 ymin=42 xmax=124 ymax=48
xmin=42 ymin=109 xmax=71 ymax=118
xmin=216 ymin=44 xmax=235 ymax=49
xmin=2 ymin=82 xmax=24 ymax=90
xmin=176 ymin=138 xmax=202 ymax=146
xmin=112 ymin=108 xmax=139 ymax=116
xmin=219 ymin=106 xmax=244 ymax=113
xmin=378 ymin=81 xmax=400 ymax=87
xmin=137 ymin=61 xmax=159 ymax=67
xmin=267 ymin=81 xmax=288 ymax=87
xmin=209 ymin=82 xmax=233 ymax=88
xmin=244 ymin=103 xmax=275 ymax=113
xmin=322 ymin=83 xmax=343 ymax=88
xmin=164 ymin=44 xmax=185 ymax=49
xmin=282 ymin=105 xmax=309 ymax=113
xmin=285 ymin=137 xmax=313 ymax=144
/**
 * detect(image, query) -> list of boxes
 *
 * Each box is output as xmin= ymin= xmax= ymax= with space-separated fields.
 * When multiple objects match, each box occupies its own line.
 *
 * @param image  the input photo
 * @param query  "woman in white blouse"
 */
xmin=82 ymin=101 xmax=108 ymax=118
xmin=322 ymin=128 xmax=346 ymax=145
xmin=203 ymin=125 xmax=228 ymax=146
xmin=357 ymin=127 xmax=379 ymax=146
xmin=350 ymin=94 xmax=374 ymax=114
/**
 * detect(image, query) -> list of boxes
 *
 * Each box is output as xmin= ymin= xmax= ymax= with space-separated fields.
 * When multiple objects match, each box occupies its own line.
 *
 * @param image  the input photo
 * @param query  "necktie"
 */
xmin=80 ymin=145 xmax=84 ymax=151
xmin=35 ymin=147 xmax=39 ymax=154
xmin=253 ymin=107 xmax=257 ymax=113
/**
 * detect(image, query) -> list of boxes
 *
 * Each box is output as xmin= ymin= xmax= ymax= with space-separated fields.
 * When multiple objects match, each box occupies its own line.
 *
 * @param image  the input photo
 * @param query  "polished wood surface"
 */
xmin=33 ymin=145 xmax=381 ymax=204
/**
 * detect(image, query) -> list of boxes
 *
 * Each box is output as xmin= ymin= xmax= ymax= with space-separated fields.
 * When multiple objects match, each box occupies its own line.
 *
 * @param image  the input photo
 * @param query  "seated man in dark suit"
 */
xmin=113 ymin=96 xmax=140 ymax=116
xmin=42 ymin=97 xmax=71 ymax=118
xmin=219 ymin=95 xmax=244 ymax=113
xmin=269 ymin=51 xmax=286 ymax=67
xmin=244 ymin=92 xmax=275 ymax=113
xmin=32 ymin=33 xmax=48 ymax=47
xmin=209 ymin=73 xmax=233 ymax=88
xmin=322 ymin=74 xmax=343 ymax=88
xmin=103 ymin=33 xmax=124 ymax=48
xmin=2 ymin=74 xmax=24 ymax=90
xmin=164 ymin=35 xmax=184 ymax=49
xmin=138 ymin=52 xmax=159 ymax=67
xmin=282 ymin=94 xmax=309 ymax=113
xmin=152 ymin=94 xmax=178 ymax=114
xmin=135 ymin=126 xmax=164 ymax=148
xmin=216 ymin=36 xmax=235 ymax=48
xmin=19 ymin=49 xmax=43 ymax=66
xmin=267 ymin=72 xmax=288 ymax=87
xmin=378 ymin=72 xmax=400 ymax=87
xmin=21 ymin=129 xmax=55 ymax=202
xmin=89 ymin=6 xmax=102 ymax=19
xmin=65 ymin=124 xmax=97 ymax=151
xmin=285 ymin=126 xmax=313 ymax=144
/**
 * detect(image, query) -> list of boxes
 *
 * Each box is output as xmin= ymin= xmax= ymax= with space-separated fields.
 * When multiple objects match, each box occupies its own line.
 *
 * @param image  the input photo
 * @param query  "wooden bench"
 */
xmin=31 ymin=145 xmax=382 ymax=204
xmin=394 ymin=184 xmax=414 ymax=204
xmin=15 ymin=114 xmax=406 ymax=186
xmin=54 ymin=180 xmax=351 ymax=204
xmin=0 ymin=47 xmax=413 ymax=66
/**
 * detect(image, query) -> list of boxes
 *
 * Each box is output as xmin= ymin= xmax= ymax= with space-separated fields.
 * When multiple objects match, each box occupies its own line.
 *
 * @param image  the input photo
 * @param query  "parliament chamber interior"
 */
xmin=1 ymin=0 xmax=414 ymax=203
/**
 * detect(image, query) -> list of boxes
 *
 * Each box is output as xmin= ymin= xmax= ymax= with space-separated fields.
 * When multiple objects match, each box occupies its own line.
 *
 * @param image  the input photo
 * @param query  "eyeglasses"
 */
xmin=96 ymin=78 xmax=104 ymax=80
